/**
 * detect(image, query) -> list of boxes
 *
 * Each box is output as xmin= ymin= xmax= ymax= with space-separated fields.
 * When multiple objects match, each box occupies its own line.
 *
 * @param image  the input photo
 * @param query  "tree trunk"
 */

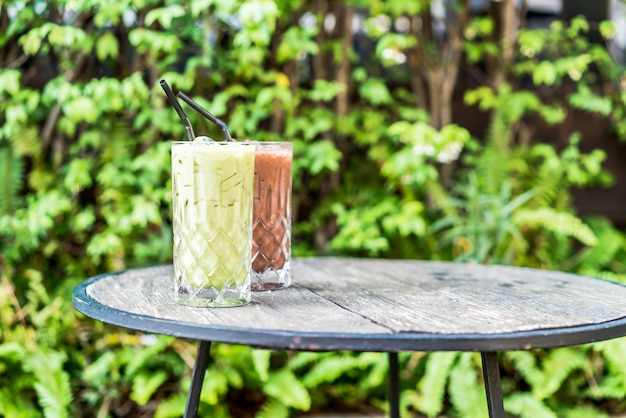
xmin=407 ymin=47 xmax=428 ymax=111
xmin=314 ymin=0 xmax=353 ymax=253
xmin=335 ymin=5 xmax=353 ymax=117
xmin=427 ymin=68 xmax=444 ymax=128
xmin=312 ymin=0 xmax=329 ymax=82
xmin=269 ymin=8 xmax=303 ymax=134
xmin=411 ymin=0 xmax=472 ymax=129
xmin=489 ymin=0 xmax=521 ymax=88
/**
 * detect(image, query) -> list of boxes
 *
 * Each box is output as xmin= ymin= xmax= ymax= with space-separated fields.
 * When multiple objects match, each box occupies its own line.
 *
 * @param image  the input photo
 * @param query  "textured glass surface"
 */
xmin=172 ymin=141 xmax=254 ymax=307
xmin=251 ymin=142 xmax=292 ymax=290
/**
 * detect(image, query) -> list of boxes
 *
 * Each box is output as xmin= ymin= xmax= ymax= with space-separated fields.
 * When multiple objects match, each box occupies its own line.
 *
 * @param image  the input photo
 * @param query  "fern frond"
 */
xmin=33 ymin=381 xmax=69 ymax=418
xmin=578 ymin=268 xmax=626 ymax=284
xmin=264 ymin=369 xmax=310 ymax=411
xmin=301 ymin=353 xmax=368 ymax=388
xmin=525 ymin=144 xmax=563 ymax=207
xmin=505 ymin=351 xmax=543 ymax=388
xmin=154 ymin=394 xmax=186 ymax=418
xmin=255 ymin=398 xmax=290 ymax=418
xmin=252 ymin=349 xmax=272 ymax=382
xmin=199 ymin=368 xmax=228 ymax=405
xmin=558 ymin=405 xmax=609 ymax=418
xmin=548 ymin=232 xmax=573 ymax=266
xmin=588 ymin=375 xmax=626 ymax=399
xmin=448 ymin=353 xmax=486 ymax=418
xmin=504 ymin=393 xmax=558 ymax=418
xmin=534 ymin=347 xmax=587 ymax=400
xmin=82 ymin=351 xmax=117 ymax=388
xmin=26 ymin=351 xmax=73 ymax=418
xmin=593 ymin=339 xmax=626 ymax=382
xmin=0 ymin=387 xmax=40 ymax=418
xmin=476 ymin=107 xmax=510 ymax=197
xmin=513 ymin=207 xmax=597 ymax=246
xmin=290 ymin=352 xmax=322 ymax=370
xmin=576 ymin=216 xmax=626 ymax=272
xmin=130 ymin=371 xmax=168 ymax=406
xmin=356 ymin=353 xmax=388 ymax=394
xmin=123 ymin=337 xmax=171 ymax=378
xmin=417 ymin=352 xmax=459 ymax=417
xmin=0 ymin=341 xmax=27 ymax=361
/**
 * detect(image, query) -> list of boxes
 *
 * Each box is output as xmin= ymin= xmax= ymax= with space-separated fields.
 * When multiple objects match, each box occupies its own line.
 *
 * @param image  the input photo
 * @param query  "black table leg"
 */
xmin=388 ymin=352 xmax=400 ymax=418
xmin=184 ymin=340 xmax=212 ymax=418
xmin=481 ymin=351 xmax=505 ymax=418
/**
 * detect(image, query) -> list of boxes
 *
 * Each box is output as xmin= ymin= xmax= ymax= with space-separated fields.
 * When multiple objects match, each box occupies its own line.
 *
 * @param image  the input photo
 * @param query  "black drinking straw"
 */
xmin=159 ymin=79 xmax=195 ymax=141
xmin=176 ymin=92 xmax=234 ymax=142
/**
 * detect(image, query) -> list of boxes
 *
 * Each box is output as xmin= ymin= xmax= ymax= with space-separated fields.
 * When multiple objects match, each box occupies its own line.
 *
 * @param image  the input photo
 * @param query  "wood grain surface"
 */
xmin=85 ymin=258 xmax=626 ymax=337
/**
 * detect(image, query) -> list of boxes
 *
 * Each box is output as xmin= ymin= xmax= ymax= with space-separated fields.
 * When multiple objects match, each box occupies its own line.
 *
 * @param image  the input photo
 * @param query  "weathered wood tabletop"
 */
xmin=73 ymin=257 xmax=626 ymax=352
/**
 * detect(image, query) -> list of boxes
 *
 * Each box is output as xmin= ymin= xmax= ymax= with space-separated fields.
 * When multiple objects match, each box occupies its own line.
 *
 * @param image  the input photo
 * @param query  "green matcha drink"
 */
xmin=171 ymin=140 xmax=255 ymax=307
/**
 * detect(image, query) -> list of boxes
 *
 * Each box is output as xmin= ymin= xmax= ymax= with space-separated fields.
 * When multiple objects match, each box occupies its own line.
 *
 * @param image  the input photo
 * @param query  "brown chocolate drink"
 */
xmin=252 ymin=142 xmax=292 ymax=288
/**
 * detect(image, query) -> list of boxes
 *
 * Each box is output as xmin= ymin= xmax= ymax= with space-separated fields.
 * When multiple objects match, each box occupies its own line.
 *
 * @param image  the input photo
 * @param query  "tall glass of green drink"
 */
xmin=171 ymin=140 xmax=255 ymax=307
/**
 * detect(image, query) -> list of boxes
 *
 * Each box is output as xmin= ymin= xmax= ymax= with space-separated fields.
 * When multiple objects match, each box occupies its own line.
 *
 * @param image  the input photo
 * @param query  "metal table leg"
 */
xmin=481 ymin=351 xmax=505 ymax=418
xmin=388 ymin=352 xmax=400 ymax=418
xmin=184 ymin=340 xmax=212 ymax=418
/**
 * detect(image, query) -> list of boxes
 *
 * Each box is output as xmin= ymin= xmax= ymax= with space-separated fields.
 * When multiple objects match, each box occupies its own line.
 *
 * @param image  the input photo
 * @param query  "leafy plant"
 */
xmin=0 ymin=146 xmax=23 ymax=217
xmin=2 ymin=1 xmax=626 ymax=418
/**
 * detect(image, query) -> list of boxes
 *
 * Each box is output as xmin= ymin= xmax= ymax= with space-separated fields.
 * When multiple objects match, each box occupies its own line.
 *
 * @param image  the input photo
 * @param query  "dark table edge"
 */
xmin=72 ymin=269 xmax=626 ymax=352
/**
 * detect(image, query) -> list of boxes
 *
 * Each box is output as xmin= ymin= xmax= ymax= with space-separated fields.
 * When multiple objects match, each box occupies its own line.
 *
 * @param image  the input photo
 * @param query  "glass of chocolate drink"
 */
xmin=251 ymin=142 xmax=293 ymax=290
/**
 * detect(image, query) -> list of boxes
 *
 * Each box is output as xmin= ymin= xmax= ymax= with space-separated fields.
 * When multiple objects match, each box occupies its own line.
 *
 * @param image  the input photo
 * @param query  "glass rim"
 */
xmin=253 ymin=141 xmax=292 ymax=146
xmin=171 ymin=140 xmax=255 ymax=145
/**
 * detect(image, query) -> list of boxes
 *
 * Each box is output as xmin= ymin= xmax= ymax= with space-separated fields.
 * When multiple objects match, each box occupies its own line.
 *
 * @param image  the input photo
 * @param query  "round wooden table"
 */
xmin=72 ymin=258 xmax=626 ymax=418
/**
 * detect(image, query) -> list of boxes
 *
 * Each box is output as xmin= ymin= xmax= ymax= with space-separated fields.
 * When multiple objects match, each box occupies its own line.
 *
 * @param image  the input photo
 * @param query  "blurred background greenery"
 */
xmin=2 ymin=0 xmax=626 ymax=417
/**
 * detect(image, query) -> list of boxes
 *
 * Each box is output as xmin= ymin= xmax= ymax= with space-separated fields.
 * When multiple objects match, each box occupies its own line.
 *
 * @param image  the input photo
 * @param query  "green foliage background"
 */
xmin=1 ymin=0 xmax=626 ymax=417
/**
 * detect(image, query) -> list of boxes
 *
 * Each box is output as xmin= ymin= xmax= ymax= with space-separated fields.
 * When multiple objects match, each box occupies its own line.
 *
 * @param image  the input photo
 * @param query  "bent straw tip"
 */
xmin=159 ymin=79 xmax=196 ymax=141
xmin=176 ymin=92 xmax=235 ymax=141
